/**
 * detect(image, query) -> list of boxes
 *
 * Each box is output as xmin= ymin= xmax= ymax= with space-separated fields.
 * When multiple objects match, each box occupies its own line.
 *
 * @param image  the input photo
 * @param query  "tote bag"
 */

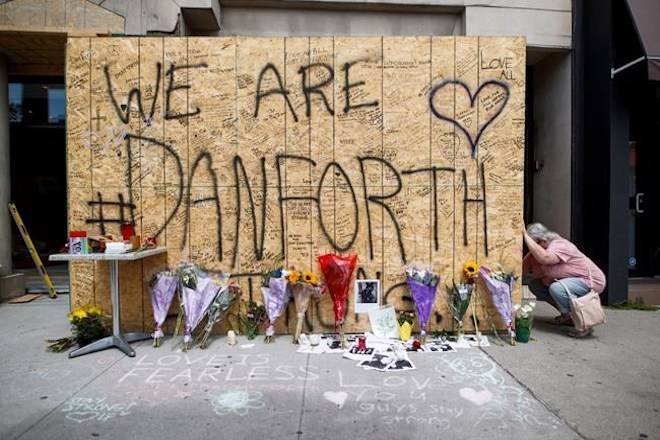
xmin=557 ymin=268 xmax=606 ymax=332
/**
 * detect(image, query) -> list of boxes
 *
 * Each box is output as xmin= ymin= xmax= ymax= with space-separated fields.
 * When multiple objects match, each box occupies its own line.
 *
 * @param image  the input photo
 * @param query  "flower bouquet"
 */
xmin=463 ymin=260 xmax=483 ymax=339
xmin=397 ymin=311 xmax=415 ymax=342
xmin=405 ymin=264 xmax=441 ymax=343
xmin=197 ymin=279 xmax=241 ymax=349
xmin=47 ymin=305 xmax=108 ymax=352
xmin=69 ymin=305 xmax=107 ymax=346
xmin=317 ymin=253 xmax=357 ymax=349
xmin=179 ymin=277 xmax=221 ymax=350
xmin=261 ymin=267 xmax=290 ymax=343
xmin=239 ymin=300 xmax=267 ymax=340
xmin=149 ymin=270 xmax=178 ymax=347
xmin=446 ymin=282 xmax=473 ymax=340
xmin=479 ymin=266 xmax=517 ymax=345
xmin=288 ymin=269 xmax=325 ymax=344
xmin=172 ymin=262 xmax=220 ymax=351
xmin=514 ymin=300 xmax=536 ymax=343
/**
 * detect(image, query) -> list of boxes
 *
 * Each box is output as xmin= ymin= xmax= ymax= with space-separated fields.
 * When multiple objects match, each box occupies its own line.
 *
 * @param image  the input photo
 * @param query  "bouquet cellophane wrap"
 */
xmin=317 ymin=253 xmax=357 ymax=326
xmin=290 ymin=282 xmax=322 ymax=341
xmin=407 ymin=279 xmax=439 ymax=334
xmin=150 ymin=274 xmax=178 ymax=339
xmin=261 ymin=276 xmax=290 ymax=337
xmin=181 ymin=277 xmax=219 ymax=343
xmin=479 ymin=267 xmax=515 ymax=339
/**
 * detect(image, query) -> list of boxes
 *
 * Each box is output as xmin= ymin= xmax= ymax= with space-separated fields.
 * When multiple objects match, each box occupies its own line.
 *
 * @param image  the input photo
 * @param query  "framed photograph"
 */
xmin=354 ymin=279 xmax=380 ymax=313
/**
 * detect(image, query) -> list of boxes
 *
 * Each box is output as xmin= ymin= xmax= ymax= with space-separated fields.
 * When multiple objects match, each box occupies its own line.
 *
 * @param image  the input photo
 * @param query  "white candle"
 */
xmin=227 ymin=330 xmax=237 ymax=346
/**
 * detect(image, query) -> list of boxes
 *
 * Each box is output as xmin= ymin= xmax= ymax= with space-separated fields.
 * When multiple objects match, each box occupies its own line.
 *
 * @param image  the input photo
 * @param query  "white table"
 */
xmin=49 ymin=247 xmax=167 ymax=358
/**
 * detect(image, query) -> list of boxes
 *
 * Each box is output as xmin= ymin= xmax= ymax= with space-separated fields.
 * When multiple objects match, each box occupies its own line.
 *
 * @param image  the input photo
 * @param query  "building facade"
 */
xmin=1 ymin=0 xmax=653 ymax=305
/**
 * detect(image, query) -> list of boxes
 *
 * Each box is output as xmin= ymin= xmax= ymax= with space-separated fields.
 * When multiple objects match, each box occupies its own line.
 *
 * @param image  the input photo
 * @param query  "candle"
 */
xmin=227 ymin=330 xmax=237 ymax=346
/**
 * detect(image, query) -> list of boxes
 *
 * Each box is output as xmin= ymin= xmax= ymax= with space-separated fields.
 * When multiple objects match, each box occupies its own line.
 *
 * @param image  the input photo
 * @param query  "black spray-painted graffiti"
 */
xmin=92 ymin=62 xmax=509 ymax=267
xmin=429 ymin=79 xmax=509 ymax=159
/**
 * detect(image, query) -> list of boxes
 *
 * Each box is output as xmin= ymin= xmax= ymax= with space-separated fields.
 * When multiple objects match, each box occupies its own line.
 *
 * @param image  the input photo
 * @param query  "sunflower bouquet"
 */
xmin=444 ymin=261 xmax=479 ymax=340
xmin=47 ymin=305 xmax=109 ymax=352
xmin=288 ymin=269 xmax=325 ymax=343
xmin=463 ymin=260 xmax=480 ymax=284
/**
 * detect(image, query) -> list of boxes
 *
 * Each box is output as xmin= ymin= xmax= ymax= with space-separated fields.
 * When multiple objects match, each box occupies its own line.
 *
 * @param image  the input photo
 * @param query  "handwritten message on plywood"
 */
xmin=66 ymin=36 xmax=526 ymax=334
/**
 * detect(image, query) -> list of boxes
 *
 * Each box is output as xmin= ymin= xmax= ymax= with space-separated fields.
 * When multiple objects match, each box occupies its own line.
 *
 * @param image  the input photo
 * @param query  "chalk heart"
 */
xmin=65 ymin=411 xmax=99 ymax=424
xmin=459 ymin=387 xmax=493 ymax=406
xmin=323 ymin=391 xmax=348 ymax=409
xmin=429 ymin=79 xmax=510 ymax=158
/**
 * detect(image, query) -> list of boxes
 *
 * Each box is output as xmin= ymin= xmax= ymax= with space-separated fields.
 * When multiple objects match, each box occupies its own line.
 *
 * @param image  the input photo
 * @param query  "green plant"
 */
xmin=68 ymin=305 xmax=108 ymax=346
xmin=48 ymin=305 xmax=108 ymax=352
xmin=609 ymin=297 xmax=659 ymax=311
xmin=238 ymin=300 xmax=267 ymax=340
xmin=397 ymin=311 xmax=415 ymax=326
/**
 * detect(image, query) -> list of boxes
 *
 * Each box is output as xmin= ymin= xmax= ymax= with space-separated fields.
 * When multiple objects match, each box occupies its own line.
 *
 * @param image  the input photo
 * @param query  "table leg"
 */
xmin=110 ymin=260 xmax=120 ymax=338
xmin=124 ymin=332 xmax=152 ymax=343
xmin=68 ymin=260 xmax=151 ymax=359
xmin=69 ymin=336 xmax=114 ymax=358
xmin=113 ymin=335 xmax=135 ymax=357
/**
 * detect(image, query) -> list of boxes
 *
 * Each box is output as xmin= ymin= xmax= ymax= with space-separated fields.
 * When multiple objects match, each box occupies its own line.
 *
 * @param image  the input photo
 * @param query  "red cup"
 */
xmin=120 ymin=223 xmax=135 ymax=241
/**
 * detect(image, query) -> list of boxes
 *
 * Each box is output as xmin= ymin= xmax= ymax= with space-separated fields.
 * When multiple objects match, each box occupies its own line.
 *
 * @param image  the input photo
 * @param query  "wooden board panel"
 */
xmin=430 ymin=36 xmax=457 ymax=331
xmin=382 ymin=36 xmax=431 ymax=334
xmin=476 ymin=36 xmax=527 ymax=326
xmin=66 ymin=37 xmax=93 ymax=310
xmin=163 ymin=37 xmax=190 ymax=268
xmin=452 ymin=37 xmax=480 ymax=333
xmin=188 ymin=37 xmax=237 ymax=273
xmin=330 ymin=37 xmax=383 ymax=333
xmin=139 ymin=37 xmax=167 ymax=333
xmin=67 ymin=36 xmax=526 ymax=334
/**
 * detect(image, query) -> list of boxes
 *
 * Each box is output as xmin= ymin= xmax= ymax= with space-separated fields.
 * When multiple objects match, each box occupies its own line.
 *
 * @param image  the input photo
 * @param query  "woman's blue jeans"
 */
xmin=525 ymin=275 xmax=590 ymax=314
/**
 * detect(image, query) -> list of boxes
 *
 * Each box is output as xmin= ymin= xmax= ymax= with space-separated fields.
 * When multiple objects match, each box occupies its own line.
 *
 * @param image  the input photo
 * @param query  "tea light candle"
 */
xmin=227 ymin=330 xmax=237 ymax=346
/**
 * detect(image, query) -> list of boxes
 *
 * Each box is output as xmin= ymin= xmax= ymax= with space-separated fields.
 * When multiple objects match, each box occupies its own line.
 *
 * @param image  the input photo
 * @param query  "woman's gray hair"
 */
xmin=526 ymin=223 xmax=561 ymax=242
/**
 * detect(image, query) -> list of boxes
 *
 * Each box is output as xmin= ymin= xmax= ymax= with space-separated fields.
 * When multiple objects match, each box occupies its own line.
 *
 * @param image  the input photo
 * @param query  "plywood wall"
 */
xmin=66 ymin=36 xmax=526 ymax=334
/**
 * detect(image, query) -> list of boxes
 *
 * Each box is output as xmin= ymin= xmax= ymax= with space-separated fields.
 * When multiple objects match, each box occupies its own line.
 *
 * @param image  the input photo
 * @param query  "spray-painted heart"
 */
xmin=429 ymin=79 xmax=510 ymax=158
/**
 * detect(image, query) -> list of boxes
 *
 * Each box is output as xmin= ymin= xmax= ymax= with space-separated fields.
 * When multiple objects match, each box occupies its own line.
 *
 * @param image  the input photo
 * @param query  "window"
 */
xmin=8 ymin=82 xmax=65 ymax=125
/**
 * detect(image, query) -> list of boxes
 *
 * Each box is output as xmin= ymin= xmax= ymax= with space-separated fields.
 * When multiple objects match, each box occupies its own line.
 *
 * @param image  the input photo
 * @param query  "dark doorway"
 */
xmin=628 ymin=81 xmax=660 ymax=277
xmin=8 ymin=78 xmax=67 ymax=269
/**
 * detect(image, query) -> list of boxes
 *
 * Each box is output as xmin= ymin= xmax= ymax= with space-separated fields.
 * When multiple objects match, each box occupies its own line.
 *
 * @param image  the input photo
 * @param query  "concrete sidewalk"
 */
xmin=0 ymin=297 xmax=657 ymax=440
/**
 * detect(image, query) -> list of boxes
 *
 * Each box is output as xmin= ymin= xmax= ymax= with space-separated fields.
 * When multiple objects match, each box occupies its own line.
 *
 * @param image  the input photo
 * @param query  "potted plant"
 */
xmin=514 ymin=301 xmax=536 ymax=343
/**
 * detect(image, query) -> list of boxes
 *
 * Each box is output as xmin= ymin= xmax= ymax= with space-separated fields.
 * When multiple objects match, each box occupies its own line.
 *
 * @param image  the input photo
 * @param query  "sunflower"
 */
xmin=86 ymin=305 xmax=103 ymax=316
xmin=68 ymin=308 xmax=88 ymax=322
xmin=287 ymin=270 xmax=300 ymax=284
xmin=463 ymin=260 xmax=479 ymax=281
xmin=302 ymin=271 xmax=318 ymax=285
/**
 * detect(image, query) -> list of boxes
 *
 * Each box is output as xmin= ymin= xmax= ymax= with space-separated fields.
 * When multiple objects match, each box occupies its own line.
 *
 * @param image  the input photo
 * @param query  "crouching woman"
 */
xmin=522 ymin=223 xmax=606 ymax=337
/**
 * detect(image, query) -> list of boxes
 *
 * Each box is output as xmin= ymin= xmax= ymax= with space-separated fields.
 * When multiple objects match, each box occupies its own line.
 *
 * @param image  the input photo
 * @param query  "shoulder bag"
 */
xmin=557 ymin=267 xmax=606 ymax=332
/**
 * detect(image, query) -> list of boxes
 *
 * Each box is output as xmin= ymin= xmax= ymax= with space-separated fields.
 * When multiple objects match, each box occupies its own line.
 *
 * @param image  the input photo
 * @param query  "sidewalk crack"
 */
xmin=296 ymin=352 xmax=311 ymax=440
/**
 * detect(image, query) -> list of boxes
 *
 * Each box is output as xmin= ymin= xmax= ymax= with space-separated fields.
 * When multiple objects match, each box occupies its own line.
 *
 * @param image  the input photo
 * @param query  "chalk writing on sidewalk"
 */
xmin=61 ymin=397 xmax=136 ymax=423
xmin=211 ymin=390 xmax=265 ymax=416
